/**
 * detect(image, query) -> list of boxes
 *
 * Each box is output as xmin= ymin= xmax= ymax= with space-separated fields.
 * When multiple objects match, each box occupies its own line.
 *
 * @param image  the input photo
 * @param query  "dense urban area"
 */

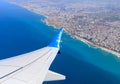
xmin=9 ymin=0 xmax=120 ymax=54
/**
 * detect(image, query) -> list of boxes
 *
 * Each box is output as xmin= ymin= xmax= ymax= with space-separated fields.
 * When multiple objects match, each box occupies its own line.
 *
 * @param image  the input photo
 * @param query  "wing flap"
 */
xmin=1 ymin=78 xmax=26 ymax=84
xmin=44 ymin=70 xmax=66 ymax=82
xmin=0 ymin=65 xmax=21 ymax=79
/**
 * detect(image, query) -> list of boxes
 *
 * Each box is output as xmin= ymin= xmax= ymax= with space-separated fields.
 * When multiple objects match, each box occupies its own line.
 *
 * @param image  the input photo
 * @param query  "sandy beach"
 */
xmin=74 ymin=36 xmax=120 ymax=57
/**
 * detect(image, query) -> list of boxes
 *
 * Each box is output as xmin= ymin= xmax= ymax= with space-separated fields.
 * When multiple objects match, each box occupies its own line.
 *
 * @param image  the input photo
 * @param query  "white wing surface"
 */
xmin=0 ymin=28 xmax=65 ymax=84
xmin=44 ymin=70 xmax=65 ymax=82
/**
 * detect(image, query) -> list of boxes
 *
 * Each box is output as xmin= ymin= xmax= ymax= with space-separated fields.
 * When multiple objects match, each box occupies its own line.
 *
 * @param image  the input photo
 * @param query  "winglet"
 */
xmin=48 ymin=28 xmax=63 ymax=48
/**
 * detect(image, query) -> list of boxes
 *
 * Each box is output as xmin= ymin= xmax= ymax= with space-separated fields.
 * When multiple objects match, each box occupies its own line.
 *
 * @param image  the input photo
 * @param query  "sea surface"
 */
xmin=0 ymin=0 xmax=120 ymax=84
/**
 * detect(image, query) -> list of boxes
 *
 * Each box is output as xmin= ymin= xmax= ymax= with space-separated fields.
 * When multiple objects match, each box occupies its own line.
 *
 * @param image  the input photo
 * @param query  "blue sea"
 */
xmin=1 ymin=0 xmax=120 ymax=84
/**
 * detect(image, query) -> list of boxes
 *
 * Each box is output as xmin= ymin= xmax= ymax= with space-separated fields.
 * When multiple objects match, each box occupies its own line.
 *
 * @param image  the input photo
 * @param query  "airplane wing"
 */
xmin=0 ymin=28 xmax=65 ymax=84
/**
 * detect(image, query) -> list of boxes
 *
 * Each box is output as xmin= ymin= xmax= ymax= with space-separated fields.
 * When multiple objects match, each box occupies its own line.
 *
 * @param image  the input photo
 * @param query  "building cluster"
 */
xmin=10 ymin=0 xmax=120 ymax=53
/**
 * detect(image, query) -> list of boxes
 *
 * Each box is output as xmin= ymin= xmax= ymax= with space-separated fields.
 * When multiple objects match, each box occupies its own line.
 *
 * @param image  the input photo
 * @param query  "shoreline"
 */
xmin=9 ymin=1 xmax=120 ymax=57
xmin=74 ymin=36 xmax=120 ymax=57
xmin=36 ymin=10 xmax=120 ymax=57
xmin=44 ymin=16 xmax=120 ymax=57
xmin=46 ymin=19 xmax=120 ymax=57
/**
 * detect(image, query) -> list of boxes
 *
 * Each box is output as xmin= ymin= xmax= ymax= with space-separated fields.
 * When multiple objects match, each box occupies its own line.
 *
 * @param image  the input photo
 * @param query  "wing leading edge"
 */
xmin=0 ymin=28 xmax=65 ymax=84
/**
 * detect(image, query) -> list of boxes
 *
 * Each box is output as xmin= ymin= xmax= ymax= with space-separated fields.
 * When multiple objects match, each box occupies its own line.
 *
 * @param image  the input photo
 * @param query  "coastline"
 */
xmin=74 ymin=36 xmax=120 ymax=57
xmin=44 ymin=16 xmax=120 ymax=57
xmin=45 ymin=18 xmax=120 ymax=57
xmin=9 ymin=1 xmax=120 ymax=57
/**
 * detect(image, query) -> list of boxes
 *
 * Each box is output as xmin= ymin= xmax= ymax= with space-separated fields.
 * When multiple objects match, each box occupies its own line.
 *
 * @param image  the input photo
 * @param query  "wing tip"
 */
xmin=48 ymin=28 xmax=63 ymax=48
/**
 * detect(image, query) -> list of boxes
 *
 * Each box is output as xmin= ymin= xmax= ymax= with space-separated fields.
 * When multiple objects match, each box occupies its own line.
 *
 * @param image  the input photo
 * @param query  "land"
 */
xmin=8 ymin=0 xmax=120 ymax=56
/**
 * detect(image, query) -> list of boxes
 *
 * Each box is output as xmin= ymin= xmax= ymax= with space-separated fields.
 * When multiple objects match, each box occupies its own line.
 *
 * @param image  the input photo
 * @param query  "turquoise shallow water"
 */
xmin=1 ymin=0 xmax=120 ymax=84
